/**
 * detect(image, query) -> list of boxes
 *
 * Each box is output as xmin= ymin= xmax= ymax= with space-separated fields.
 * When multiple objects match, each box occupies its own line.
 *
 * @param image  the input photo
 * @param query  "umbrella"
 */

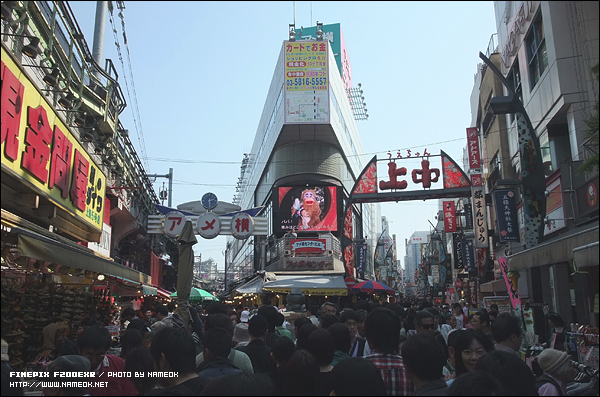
xmin=350 ymin=280 xmax=395 ymax=294
xmin=170 ymin=287 xmax=218 ymax=302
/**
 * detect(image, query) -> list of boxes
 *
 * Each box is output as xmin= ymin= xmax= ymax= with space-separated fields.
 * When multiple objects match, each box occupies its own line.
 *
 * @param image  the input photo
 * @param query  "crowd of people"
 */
xmin=1 ymin=296 xmax=580 ymax=396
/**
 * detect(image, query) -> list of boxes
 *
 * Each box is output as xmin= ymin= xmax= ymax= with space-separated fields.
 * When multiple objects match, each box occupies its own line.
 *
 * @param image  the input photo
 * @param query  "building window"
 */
xmin=506 ymin=60 xmax=522 ymax=123
xmin=526 ymin=12 xmax=548 ymax=89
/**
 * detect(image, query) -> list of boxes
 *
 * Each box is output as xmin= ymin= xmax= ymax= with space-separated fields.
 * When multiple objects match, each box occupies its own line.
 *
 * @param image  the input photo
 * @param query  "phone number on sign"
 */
xmin=286 ymin=77 xmax=327 ymax=87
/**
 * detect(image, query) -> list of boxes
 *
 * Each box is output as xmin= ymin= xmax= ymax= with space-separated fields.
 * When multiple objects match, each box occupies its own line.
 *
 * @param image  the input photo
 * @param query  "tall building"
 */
xmin=403 ymin=231 xmax=429 ymax=296
xmin=470 ymin=1 xmax=598 ymax=333
xmin=226 ymin=23 xmax=380 ymax=297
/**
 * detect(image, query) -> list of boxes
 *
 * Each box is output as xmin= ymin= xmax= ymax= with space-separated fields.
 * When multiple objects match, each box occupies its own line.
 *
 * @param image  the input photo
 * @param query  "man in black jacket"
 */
xmin=238 ymin=315 xmax=276 ymax=374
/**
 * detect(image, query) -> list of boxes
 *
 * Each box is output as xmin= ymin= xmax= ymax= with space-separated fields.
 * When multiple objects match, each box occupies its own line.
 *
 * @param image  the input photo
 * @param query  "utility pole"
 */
xmin=91 ymin=1 xmax=108 ymax=79
xmin=147 ymin=168 xmax=173 ymax=207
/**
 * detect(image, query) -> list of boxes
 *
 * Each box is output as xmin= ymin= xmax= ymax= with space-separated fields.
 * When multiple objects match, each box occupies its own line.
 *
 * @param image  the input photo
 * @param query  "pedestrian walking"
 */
xmin=238 ymin=315 xmax=277 ymax=374
xmin=536 ymin=348 xmax=575 ymax=396
xmin=307 ymin=328 xmax=336 ymax=395
xmin=330 ymin=357 xmax=386 ymax=396
xmin=363 ymin=307 xmax=414 ymax=396
xmin=492 ymin=312 xmax=524 ymax=354
xmin=146 ymin=327 xmax=204 ymax=395
xmin=476 ymin=350 xmax=539 ymax=395
xmin=401 ymin=332 xmax=448 ymax=396
xmin=447 ymin=328 xmax=494 ymax=386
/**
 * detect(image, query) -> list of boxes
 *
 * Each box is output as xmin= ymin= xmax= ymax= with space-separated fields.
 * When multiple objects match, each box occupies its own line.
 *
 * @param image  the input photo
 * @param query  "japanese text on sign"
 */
xmin=466 ymin=127 xmax=481 ymax=169
xmin=493 ymin=189 xmax=520 ymax=242
xmin=380 ymin=159 xmax=440 ymax=191
xmin=443 ymin=201 xmax=456 ymax=232
xmin=472 ymin=182 xmax=489 ymax=248
xmin=1 ymin=54 xmax=105 ymax=231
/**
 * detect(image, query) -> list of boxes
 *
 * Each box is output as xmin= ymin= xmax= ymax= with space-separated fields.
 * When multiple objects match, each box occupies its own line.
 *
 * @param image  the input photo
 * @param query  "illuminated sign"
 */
xmin=278 ymin=186 xmax=338 ymax=232
xmin=291 ymin=239 xmax=326 ymax=253
xmin=284 ymin=40 xmax=330 ymax=124
xmin=1 ymin=52 xmax=105 ymax=232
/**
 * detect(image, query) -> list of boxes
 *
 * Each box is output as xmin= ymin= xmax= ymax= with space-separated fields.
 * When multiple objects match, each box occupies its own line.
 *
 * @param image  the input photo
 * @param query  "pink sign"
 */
xmin=498 ymin=257 xmax=521 ymax=310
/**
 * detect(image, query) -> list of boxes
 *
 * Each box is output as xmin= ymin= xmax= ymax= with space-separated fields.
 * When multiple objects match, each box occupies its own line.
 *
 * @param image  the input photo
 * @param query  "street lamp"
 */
xmin=479 ymin=52 xmax=546 ymax=250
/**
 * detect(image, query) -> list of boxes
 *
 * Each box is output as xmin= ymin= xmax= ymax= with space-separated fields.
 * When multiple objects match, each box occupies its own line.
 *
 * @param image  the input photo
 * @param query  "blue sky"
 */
xmin=68 ymin=1 xmax=498 ymax=271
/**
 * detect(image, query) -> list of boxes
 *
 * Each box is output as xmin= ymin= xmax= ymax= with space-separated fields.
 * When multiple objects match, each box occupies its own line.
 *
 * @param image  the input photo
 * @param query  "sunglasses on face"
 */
xmin=420 ymin=323 xmax=435 ymax=330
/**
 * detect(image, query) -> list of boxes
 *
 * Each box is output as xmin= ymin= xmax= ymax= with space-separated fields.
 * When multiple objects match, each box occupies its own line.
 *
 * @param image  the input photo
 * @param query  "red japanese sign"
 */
xmin=470 ymin=173 xmax=483 ymax=186
xmin=466 ymin=127 xmax=481 ymax=170
xmin=443 ymin=201 xmax=457 ymax=232
xmin=380 ymin=159 xmax=440 ymax=191
xmin=1 ymin=53 xmax=105 ymax=232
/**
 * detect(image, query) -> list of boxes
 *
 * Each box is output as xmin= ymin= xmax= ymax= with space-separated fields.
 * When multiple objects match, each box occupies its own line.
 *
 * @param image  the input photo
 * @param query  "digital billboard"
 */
xmin=277 ymin=186 xmax=338 ymax=232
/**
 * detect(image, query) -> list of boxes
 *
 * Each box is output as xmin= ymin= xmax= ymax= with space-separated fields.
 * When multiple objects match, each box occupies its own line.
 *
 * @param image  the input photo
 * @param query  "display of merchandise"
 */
xmin=1 ymin=281 xmax=118 ymax=370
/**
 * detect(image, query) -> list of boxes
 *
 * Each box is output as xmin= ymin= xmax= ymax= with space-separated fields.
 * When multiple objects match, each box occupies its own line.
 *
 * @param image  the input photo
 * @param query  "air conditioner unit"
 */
xmin=284 ymin=250 xmax=291 ymax=257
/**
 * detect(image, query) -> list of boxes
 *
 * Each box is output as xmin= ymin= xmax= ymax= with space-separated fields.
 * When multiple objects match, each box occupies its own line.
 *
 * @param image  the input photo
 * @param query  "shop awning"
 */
xmin=143 ymin=285 xmax=157 ymax=295
xmin=507 ymin=223 xmax=598 ymax=271
xmin=262 ymin=274 xmax=348 ymax=296
xmin=236 ymin=276 xmax=265 ymax=294
xmin=157 ymin=287 xmax=173 ymax=298
xmin=479 ymin=279 xmax=507 ymax=293
xmin=14 ymin=227 xmax=151 ymax=284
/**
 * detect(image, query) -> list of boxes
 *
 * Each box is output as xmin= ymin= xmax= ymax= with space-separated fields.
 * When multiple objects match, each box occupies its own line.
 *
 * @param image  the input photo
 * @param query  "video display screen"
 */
xmin=277 ymin=186 xmax=338 ymax=232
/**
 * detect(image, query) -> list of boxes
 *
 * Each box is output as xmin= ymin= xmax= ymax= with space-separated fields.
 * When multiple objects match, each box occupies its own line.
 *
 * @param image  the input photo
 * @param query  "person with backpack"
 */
xmin=536 ymin=348 xmax=576 ymax=396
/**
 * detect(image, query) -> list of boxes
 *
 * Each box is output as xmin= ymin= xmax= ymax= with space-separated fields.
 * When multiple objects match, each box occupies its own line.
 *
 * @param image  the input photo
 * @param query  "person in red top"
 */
xmin=77 ymin=324 xmax=138 ymax=396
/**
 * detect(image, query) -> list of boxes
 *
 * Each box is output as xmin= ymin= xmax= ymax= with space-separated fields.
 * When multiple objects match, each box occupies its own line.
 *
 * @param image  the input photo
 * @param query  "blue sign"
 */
xmin=355 ymin=243 xmax=367 ymax=274
xmin=493 ymin=189 xmax=521 ymax=242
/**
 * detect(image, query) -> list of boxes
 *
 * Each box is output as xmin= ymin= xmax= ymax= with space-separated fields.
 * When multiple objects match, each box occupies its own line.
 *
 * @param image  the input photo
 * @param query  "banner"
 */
xmin=463 ymin=203 xmax=474 ymax=229
xmin=443 ymin=201 xmax=457 ymax=232
xmin=355 ymin=243 xmax=367 ymax=274
xmin=493 ymin=189 xmax=520 ymax=242
xmin=453 ymin=234 xmax=464 ymax=270
xmin=472 ymin=183 xmax=489 ymax=248
xmin=466 ymin=127 xmax=481 ymax=170
xmin=461 ymin=239 xmax=476 ymax=272
xmin=498 ymin=257 xmax=522 ymax=310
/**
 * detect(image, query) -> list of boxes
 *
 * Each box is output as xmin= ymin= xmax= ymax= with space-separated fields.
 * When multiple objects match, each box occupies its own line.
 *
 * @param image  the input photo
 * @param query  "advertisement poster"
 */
xmin=284 ymin=41 xmax=330 ymax=124
xmin=278 ymin=186 xmax=338 ymax=232
xmin=484 ymin=296 xmax=511 ymax=313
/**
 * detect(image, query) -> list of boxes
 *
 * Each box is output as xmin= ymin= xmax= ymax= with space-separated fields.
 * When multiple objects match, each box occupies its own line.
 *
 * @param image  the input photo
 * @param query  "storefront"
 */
xmin=507 ymin=222 xmax=599 ymax=340
xmin=1 ymin=211 xmax=154 ymax=371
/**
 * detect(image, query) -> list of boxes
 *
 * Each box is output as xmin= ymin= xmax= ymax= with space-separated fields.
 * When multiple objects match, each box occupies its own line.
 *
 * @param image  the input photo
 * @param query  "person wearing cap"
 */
xmin=536 ymin=348 xmax=576 ymax=396
xmin=43 ymin=355 xmax=91 ymax=396
xmin=232 ymin=322 xmax=251 ymax=348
